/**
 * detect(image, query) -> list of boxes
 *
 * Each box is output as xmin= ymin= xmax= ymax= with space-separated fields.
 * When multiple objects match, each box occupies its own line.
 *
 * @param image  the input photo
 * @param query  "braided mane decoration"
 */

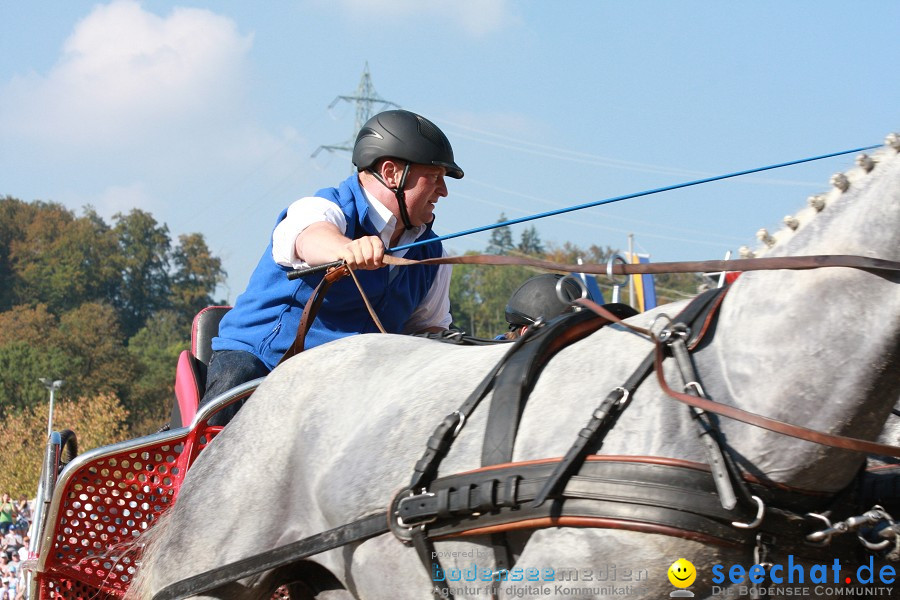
xmin=741 ymin=133 xmax=900 ymax=259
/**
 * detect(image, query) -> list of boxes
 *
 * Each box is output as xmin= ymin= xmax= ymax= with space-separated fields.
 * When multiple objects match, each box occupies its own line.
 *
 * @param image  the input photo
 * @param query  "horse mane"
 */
xmin=740 ymin=134 xmax=900 ymax=259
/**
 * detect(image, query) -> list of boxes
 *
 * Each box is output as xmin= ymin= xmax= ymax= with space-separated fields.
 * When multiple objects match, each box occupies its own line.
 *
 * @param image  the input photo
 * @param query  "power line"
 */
xmin=311 ymin=62 xmax=400 ymax=163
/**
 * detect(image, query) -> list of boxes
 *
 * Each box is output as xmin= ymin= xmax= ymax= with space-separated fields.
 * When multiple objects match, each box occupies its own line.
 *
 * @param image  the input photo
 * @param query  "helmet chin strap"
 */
xmin=368 ymin=162 xmax=413 ymax=231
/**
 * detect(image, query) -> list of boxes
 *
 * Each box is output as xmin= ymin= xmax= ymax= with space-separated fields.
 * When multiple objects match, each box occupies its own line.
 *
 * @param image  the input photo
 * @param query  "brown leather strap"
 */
xmin=278 ymin=266 xmax=349 ymax=366
xmin=385 ymin=253 xmax=900 ymax=277
xmin=574 ymin=298 xmax=900 ymax=458
xmin=345 ymin=266 xmax=386 ymax=333
xmin=278 ymin=263 xmax=387 ymax=366
xmin=652 ymin=346 xmax=900 ymax=458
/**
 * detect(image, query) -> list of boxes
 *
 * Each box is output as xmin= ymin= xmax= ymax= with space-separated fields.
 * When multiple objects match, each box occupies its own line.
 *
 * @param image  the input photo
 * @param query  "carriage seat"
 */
xmin=172 ymin=306 xmax=231 ymax=427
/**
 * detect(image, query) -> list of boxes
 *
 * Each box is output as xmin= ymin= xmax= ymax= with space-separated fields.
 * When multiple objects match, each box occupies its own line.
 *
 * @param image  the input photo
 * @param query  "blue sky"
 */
xmin=2 ymin=1 xmax=899 ymax=300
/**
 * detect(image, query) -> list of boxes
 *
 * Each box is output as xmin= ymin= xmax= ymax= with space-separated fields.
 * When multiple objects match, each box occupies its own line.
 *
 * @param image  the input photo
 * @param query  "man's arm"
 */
xmin=294 ymin=221 xmax=386 ymax=270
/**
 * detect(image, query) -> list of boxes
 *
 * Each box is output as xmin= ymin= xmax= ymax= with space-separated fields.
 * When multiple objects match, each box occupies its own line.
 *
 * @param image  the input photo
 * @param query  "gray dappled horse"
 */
xmin=129 ymin=140 xmax=900 ymax=600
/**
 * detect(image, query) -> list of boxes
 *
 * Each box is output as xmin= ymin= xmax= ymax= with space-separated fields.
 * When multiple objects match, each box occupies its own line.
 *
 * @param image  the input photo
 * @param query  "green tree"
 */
xmin=0 ymin=303 xmax=140 ymax=424
xmin=0 ymin=198 xmax=223 ymax=439
xmin=128 ymin=310 xmax=189 ymax=435
xmin=485 ymin=214 xmax=514 ymax=255
xmin=113 ymin=209 xmax=172 ymax=337
xmin=8 ymin=201 xmax=75 ymax=313
xmin=517 ymin=225 xmax=544 ymax=255
xmin=652 ymin=272 xmax=704 ymax=304
xmin=0 ymin=341 xmax=70 ymax=416
xmin=3 ymin=201 xmax=121 ymax=315
xmin=0 ymin=197 xmax=38 ymax=311
xmin=0 ymin=304 xmax=70 ymax=415
xmin=53 ymin=302 xmax=135 ymax=405
xmin=170 ymin=233 xmax=226 ymax=325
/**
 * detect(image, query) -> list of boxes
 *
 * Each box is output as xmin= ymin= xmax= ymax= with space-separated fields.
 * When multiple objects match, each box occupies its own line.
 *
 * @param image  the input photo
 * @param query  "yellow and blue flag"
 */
xmin=631 ymin=253 xmax=657 ymax=312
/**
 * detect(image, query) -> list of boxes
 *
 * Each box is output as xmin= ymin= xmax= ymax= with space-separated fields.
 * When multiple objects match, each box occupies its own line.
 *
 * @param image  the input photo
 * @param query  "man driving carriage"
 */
xmin=200 ymin=109 xmax=464 ymax=425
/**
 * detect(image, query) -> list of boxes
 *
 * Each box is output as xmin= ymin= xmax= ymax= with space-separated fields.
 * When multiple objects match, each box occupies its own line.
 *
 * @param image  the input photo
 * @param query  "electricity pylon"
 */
xmin=312 ymin=62 xmax=400 ymax=162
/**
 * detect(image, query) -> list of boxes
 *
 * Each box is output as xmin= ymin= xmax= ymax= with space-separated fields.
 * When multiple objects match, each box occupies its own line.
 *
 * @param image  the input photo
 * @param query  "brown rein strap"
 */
xmin=574 ymin=297 xmax=900 ymax=459
xmin=385 ymin=253 xmax=900 ymax=276
xmin=653 ymin=350 xmax=900 ymax=458
xmin=278 ymin=264 xmax=386 ymax=366
xmin=281 ymin=252 xmax=898 ymax=367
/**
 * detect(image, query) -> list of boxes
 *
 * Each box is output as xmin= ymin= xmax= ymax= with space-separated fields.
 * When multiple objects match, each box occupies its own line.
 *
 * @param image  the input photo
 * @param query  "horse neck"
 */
xmin=698 ymin=145 xmax=900 ymax=491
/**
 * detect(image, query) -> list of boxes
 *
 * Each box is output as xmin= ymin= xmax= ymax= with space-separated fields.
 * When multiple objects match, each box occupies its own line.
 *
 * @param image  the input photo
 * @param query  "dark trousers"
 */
xmin=200 ymin=349 xmax=270 ymax=426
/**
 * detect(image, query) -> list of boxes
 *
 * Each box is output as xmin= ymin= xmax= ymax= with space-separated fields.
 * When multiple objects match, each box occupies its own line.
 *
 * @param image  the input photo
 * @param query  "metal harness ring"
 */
xmin=606 ymin=254 xmax=629 ymax=287
xmin=732 ymin=495 xmax=765 ymax=529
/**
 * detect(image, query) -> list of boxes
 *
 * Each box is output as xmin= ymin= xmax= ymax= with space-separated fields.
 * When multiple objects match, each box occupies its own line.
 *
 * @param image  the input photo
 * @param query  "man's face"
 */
xmin=402 ymin=164 xmax=448 ymax=227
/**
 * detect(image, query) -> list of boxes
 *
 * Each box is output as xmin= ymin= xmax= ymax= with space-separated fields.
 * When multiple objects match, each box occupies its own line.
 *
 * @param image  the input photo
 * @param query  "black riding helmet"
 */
xmin=505 ymin=273 xmax=584 ymax=328
xmin=352 ymin=109 xmax=463 ymax=230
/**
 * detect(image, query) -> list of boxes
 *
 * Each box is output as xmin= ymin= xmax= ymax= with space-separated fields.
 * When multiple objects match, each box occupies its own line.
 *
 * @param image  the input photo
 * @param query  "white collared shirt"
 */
xmin=271 ymin=188 xmax=452 ymax=332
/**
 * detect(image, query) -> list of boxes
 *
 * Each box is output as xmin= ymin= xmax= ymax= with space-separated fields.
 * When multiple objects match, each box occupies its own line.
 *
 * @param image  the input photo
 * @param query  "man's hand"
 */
xmin=336 ymin=235 xmax=385 ymax=270
xmin=295 ymin=222 xmax=386 ymax=270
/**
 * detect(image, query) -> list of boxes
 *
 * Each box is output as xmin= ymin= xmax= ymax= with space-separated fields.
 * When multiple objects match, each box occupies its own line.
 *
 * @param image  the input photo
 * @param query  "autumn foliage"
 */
xmin=0 ymin=196 xmax=225 ymax=493
xmin=0 ymin=394 xmax=129 ymax=497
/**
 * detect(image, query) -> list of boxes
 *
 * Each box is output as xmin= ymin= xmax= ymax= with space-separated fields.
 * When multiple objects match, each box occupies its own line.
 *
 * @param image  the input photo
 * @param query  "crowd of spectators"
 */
xmin=0 ymin=493 xmax=32 ymax=600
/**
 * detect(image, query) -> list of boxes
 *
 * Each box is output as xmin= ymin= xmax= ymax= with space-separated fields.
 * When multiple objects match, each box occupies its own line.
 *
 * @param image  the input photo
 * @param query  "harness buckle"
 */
xmin=806 ymin=505 xmax=896 ymax=549
xmin=856 ymin=505 xmax=896 ymax=551
xmin=396 ymin=491 xmax=438 ymax=528
xmin=557 ymin=274 xmax=588 ymax=308
xmin=611 ymin=387 xmax=630 ymax=407
xmin=452 ymin=411 xmax=466 ymax=438
xmin=658 ymin=323 xmax=691 ymax=345
xmin=732 ymin=495 xmax=765 ymax=529
xmin=606 ymin=255 xmax=628 ymax=303
xmin=684 ymin=381 xmax=705 ymax=397
xmin=390 ymin=489 xmax=437 ymax=543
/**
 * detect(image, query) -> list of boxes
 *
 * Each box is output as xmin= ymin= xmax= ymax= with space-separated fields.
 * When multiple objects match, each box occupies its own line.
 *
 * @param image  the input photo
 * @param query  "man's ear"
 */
xmin=380 ymin=159 xmax=402 ymax=187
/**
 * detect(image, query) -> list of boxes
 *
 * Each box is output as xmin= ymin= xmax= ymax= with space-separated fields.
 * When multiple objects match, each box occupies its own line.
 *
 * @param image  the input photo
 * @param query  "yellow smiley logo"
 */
xmin=667 ymin=558 xmax=697 ymax=588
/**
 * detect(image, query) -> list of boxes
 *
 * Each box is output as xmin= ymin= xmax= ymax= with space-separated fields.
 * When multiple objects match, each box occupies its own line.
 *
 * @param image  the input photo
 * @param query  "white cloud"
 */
xmin=0 ymin=0 xmax=254 ymax=147
xmin=322 ymin=0 xmax=518 ymax=36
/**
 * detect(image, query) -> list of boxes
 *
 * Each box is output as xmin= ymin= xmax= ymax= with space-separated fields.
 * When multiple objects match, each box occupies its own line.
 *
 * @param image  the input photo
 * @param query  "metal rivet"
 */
xmin=739 ymin=246 xmax=755 ymax=259
xmin=808 ymin=194 xmax=826 ymax=212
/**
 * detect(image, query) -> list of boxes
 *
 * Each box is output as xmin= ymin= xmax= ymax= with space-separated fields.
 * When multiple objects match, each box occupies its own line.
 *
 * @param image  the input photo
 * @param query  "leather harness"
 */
xmin=153 ymin=253 xmax=900 ymax=600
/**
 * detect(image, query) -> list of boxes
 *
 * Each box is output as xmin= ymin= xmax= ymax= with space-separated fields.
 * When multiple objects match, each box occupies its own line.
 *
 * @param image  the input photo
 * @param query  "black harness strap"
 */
xmin=412 ymin=330 xmax=511 ymax=346
xmin=481 ymin=303 xmax=639 ymax=467
xmin=531 ymin=287 xmax=729 ymax=508
xmin=152 ymin=513 xmax=388 ymax=600
xmin=476 ymin=303 xmax=637 ymax=593
xmin=404 ymin=325 xmax=541 ymax=600
xmin=407 ymin=328 xmax=536 ymax=493
xmin=395 ymin=457 xmax=860 ymax=560
xmin=409 ymin=307 xmax=626 ymax=599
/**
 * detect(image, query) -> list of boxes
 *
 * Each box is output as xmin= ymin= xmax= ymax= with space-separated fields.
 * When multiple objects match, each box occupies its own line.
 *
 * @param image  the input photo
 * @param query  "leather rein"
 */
xmin=154 ymin=252 xmax=900 ymax=600
xmin=577 ymin=297 xmax=900 ymax=459
xmin=286 ymin=252 xmax=900 ymax=457
xmin=280 ymin=252 xmax=900 ymax=365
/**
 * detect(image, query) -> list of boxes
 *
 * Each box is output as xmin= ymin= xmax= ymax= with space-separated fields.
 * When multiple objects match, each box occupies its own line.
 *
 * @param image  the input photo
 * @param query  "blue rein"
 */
xmin=390 ymin=143 xmax=881 ymax=253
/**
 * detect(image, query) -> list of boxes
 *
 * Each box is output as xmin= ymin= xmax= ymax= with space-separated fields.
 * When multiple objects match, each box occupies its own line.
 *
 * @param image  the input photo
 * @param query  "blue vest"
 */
xmin=212 ymin=174 xmax=443 ymax=369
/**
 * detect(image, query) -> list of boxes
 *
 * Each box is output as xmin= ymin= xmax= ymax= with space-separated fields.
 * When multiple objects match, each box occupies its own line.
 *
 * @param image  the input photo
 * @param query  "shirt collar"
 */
xmin=360 ymin=183 xmax=427 ymax=248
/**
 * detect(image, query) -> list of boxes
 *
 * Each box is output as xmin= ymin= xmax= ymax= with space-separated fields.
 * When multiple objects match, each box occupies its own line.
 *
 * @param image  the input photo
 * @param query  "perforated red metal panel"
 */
xmin=35 ymin=426 xmax=222 ymax=598
xmin=38 ymin=573 xmax=121 ymax=600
